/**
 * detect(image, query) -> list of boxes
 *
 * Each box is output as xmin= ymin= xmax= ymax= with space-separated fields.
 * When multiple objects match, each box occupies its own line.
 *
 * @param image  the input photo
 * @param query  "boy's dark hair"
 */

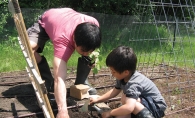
xmin=74 ymin=22 xmax=101 ymax=52
xmin=106 ymin=46 xmax=137 ymax=74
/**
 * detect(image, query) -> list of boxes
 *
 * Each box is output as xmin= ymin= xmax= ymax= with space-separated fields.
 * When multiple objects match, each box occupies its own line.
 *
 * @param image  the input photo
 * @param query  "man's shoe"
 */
xmin=88 ymin=87 xmax=97 ymax=95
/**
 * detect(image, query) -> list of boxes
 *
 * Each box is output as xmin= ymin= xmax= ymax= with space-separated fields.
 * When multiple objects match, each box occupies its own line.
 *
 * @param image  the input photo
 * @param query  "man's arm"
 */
xmin=53 ymin=57 xmax=69 ymax=118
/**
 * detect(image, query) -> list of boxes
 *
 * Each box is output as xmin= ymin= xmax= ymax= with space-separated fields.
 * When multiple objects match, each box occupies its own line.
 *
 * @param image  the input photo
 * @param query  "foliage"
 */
xmin=0 ymin=0 xmax=14 ymax=42
xmin=89 ymin=49 xmax=102 ymax=74
xmin=1 ymin=0 xmax=195 ymax=19
xmin=0 ymin=0 xmax=151 ymax=15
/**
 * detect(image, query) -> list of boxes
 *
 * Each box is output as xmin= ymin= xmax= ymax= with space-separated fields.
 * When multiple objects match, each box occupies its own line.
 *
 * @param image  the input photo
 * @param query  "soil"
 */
xmin=0 ymin=65 xmax=195 ymax=118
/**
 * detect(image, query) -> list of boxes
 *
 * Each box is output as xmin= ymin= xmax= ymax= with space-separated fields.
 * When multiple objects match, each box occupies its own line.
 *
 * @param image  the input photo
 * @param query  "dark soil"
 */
xmin=1 ymin=66 xmax=195 ymax=118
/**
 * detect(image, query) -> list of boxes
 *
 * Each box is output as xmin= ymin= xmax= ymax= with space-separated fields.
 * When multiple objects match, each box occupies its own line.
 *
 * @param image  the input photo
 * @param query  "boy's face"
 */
xmin=109 ymin=67 xmax=130 ymax=80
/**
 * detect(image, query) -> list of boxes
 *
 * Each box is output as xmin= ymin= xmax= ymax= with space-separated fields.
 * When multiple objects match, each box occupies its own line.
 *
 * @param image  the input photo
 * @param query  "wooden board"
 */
xmin=95 ymin=102 xmax=111 ymax=112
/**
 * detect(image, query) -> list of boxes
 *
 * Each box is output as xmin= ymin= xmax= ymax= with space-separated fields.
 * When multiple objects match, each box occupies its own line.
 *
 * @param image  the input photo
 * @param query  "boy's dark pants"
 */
xmin=132 ymin=96 xmax=165 ymax=118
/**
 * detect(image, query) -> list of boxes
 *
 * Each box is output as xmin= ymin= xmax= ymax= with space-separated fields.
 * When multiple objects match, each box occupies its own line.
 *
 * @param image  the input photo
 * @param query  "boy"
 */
xmin=90 ymin=46 xmax=166 ymax=118
xmin=27 ymin=8 xmax=101 ymax=118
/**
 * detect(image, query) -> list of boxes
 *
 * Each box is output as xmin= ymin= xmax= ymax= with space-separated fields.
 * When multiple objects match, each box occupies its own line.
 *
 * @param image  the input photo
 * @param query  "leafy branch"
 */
xmin=89 ymin=49 xmax=102 ymax=74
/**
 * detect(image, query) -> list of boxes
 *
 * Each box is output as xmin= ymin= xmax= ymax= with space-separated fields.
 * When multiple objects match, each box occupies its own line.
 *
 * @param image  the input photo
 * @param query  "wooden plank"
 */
xmin=26 ymin=67 xmax=51 ymax=118
xmin=95 ymin=102 xmax=111 ymax=112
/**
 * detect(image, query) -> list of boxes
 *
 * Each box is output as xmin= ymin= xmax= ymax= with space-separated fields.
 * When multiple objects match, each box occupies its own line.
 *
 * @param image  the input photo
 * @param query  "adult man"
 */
xmin=27 ymin=8 xmax=101 ymax=118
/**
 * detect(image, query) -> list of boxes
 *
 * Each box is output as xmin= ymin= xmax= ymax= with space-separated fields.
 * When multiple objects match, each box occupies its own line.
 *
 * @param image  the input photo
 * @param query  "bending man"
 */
xmin=27 ymin=8 xmax=101 ymax=118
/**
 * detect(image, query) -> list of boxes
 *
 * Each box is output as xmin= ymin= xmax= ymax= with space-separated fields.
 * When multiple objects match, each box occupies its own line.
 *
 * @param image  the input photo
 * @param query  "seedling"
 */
xmin=89 ymin=49 xmax=102 ymax=74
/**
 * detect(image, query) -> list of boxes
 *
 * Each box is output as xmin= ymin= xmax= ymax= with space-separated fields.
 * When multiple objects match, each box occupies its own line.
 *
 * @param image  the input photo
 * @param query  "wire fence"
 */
xmin=1 ymin=0 xmax=195 ymax=117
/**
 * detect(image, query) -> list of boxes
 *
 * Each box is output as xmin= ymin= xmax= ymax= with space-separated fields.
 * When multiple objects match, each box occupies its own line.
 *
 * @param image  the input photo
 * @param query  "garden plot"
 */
xmin=0 ymin=66 xmax=195 ymax=118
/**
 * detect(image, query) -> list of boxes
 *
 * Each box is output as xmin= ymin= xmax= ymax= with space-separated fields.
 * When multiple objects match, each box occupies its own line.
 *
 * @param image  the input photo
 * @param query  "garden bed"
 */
xmin=0 ymin=66 xmax=195 ymax=118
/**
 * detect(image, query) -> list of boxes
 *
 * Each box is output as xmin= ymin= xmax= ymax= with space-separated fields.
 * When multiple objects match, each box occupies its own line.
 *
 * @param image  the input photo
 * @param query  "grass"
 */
xmin=0 ymin=37 xmax=24 ymax=72
xmin=0 ymin=39 xmax=80 ymax=72
xmin=0 ymin=23 xmax=195 ymax=73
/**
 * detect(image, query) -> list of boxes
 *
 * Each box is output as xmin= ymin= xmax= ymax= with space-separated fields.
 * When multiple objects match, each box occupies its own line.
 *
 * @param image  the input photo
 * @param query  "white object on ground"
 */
xmin=79 ymin=99 xmax=90 ymax=112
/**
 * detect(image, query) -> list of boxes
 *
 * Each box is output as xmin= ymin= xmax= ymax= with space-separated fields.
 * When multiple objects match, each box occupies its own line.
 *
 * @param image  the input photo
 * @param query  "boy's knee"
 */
xmin=132 ymin=101 xmax=145 ymax=115
xmin=137 ymin=98 xmax=141 ymax=103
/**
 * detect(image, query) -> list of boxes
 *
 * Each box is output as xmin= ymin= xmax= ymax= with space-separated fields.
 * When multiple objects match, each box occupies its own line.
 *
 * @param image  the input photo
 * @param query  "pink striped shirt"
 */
xmin=38 ymin=8 xmax=99 ymax=62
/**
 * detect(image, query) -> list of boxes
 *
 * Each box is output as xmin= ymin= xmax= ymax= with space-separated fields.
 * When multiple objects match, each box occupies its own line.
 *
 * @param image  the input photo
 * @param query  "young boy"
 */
xmin=90 ymin=46 xmax=166 ymax=118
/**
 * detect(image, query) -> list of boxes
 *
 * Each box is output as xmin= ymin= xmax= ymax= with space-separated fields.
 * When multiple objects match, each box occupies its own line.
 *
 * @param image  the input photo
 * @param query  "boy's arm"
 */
xmin=97 ymin=88 xmax=121 ymax=103
xmin=109 ymin=97 xmax=137 ymax=116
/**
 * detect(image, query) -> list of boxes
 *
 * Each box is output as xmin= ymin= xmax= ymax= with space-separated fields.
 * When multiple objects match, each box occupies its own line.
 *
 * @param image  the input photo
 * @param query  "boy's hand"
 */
xmin=89 ymin=97 xmax=99 ymax=105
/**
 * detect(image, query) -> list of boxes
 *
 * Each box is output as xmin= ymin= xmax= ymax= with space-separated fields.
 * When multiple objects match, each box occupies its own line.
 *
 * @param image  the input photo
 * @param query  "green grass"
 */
xmin=0 ymin=40 xmax=81 ymax=72
xmin=1 ymin=24 xmax=195 ymax=73
xmin=0 ymin=37 xmax=25 ymax=72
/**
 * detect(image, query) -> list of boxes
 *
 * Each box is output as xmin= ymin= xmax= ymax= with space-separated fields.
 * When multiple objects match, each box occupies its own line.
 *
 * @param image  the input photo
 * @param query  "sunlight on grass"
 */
xmin=0 ymin=42 xmax=25 ymax=72
xmin=1 ymin=24 xmax=195 ymax=72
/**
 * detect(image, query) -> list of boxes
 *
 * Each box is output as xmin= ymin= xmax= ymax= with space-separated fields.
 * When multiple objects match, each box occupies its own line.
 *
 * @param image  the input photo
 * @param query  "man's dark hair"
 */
xmin=74 ymin=22 xmax=101 ymax=52
xmin=106 ymin=46 xmax=137 ymax=74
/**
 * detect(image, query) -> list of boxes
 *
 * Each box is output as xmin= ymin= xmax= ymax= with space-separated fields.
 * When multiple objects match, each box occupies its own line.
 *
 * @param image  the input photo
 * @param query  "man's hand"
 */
xmin=56 ymin=109 xmax=69 ymax=118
